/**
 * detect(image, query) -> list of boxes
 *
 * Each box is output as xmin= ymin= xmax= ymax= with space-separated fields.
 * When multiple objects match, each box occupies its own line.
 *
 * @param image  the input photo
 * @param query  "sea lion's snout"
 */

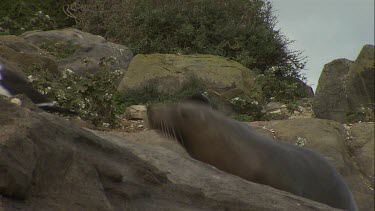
xmin=145 ymin=105 xmax=158 ymax=129
xmin=146 ymin=104 xmax=173 ymax=130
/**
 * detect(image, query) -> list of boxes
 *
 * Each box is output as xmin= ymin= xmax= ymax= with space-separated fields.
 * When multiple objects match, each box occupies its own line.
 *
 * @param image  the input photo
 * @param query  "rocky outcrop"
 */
xmin=346 ymin=123 xmax=374 ymax=188
xmin=250 ymin=118 xmax=374 ymax=210
xmin=117 ymin=53 xmax=263 ymax=99
xmin=346 ymin=45 xmax=374 ymax=110
xmin=1 ymin=97 xmax=344 ymax=211
xmin=0 ymin=35 xmax=45 ymax=55
xmin=1 ymin=28 xmax=133 ymax=78
xmin=313 ymin=59 xmax=353 ymax=122
xmin=313 ymin=45 xmax=374 ymax=122
xmin=247 ymin=119 xmax=374 ymax=211
xmin=0 ymin=35 xmax=59 ymax=76
xmin=124 ymin=105 xmax=147 ymax=120
xmin=21 ymin=28 xmax=133 ymax=75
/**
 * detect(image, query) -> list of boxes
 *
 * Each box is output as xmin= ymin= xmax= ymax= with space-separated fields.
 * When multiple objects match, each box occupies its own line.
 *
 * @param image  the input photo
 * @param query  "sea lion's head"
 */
xmin=146 ymin=102 xmax=217 ymax=148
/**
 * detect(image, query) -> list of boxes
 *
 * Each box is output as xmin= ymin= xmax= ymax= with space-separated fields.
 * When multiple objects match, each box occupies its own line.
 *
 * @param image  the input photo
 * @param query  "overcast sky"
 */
xmin=270 ymin=0 xmax=374 ymax=91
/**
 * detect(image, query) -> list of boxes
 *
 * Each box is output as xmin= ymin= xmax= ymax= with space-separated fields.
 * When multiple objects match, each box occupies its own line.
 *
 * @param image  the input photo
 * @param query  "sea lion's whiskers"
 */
xmin=171 ymin=127 xmax=177 ymax=142
xmin=177 ymin=131 xmax=185 ymax=147
xmin=162 ymin=120 xmax=169 ymax=140
xmin=162 ymin=120 xmax=173 ymax=141
xmin=161 ymin=120 xmax=167 ymax=139
xmin=160 ymin=120 xmax=164 ymax=134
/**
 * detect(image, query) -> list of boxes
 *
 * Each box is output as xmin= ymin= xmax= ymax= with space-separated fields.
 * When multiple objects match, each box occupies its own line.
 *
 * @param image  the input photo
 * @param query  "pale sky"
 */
xmin=270 ymin=0 xmax=374 ymax=91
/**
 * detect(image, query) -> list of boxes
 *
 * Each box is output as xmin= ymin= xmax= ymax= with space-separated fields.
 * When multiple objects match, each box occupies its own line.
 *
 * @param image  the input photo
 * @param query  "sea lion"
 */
xmin=147 ymin=102 xmax=358 ymax=211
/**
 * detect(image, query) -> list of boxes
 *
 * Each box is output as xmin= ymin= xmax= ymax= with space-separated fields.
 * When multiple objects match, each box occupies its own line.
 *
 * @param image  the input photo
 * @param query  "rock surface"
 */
xmin=0 ymin=35 xmax=59 ymax=88
xmin=21 ymin=28 xmax=133 ymax=75
xmin=346 ymin=45 xmax=375 ymax=110
xmin=117 ymin=53 xmax=262 ymax=99
xmin=247 ymin=119 xmax=374 ymax=211
xmin=312 ymin=59 xmax=353 ymax=122
xmin=261 ymin=102 xmax=289 ymax=119
xmin=313 ymin=45 xmax=374 ymax=122
xmin=347 ymin=123 xmax=374 ymax=188
xmin=0 ymin=97 xmax=342 ymax=211
xmin=125 ymin=105 xmax=147 ymax=120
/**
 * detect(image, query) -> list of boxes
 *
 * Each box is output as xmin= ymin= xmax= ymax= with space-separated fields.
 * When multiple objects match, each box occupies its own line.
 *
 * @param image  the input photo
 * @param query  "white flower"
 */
xmin=27 ymin=75 xmax=34 ymax=82
xmin=66 ymin=68 xmax=74 ymax=74
xmin=295 ymin=137 xmax=307 ymax=147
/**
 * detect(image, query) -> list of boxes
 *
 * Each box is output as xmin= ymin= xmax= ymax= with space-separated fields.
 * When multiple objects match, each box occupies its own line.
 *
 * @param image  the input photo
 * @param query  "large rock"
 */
xmin=313 ymin=45 xmax=374 ymax=122
xmin=21 ymin=28 xmax=106 ymax=46
xmin=21 ymin=28 xmax=133 ymax=75
xmin=0 ymin=45 xmax=58 ymax=75
xmin=312 ymin=59 xmax=353 ymax=122
xmin=248 ymin=119 xmax=374 ymax=211
xmin=347 ymin=123 xmax=374 ymax=188
xmin=346 ymin=45 xmax=375 ymax=109
xmin=118 ymin=54 xmax=262 ymax=100
xmin=0 ymin=35 xmax=46 ymax=55
xmin=0 ymin=35 xmax=59 ymax=76
xmin=0 ymin=97 xmax=340 ymax=210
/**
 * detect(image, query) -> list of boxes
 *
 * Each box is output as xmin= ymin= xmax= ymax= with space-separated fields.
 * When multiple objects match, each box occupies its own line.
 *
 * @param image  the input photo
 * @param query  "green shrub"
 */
xmin=26 ymin=64 xmax=126 ymax=129
xmin=70 ymin=0 xmax=307 ymax=104
xmin=119 ymin=75 xmax=207 ymax=107
xmin=0 ymin=0 xmax=75 ymax=35
xmin=346 ymin=107 xmax=374 ymax=123
xmin=229 ymin=96 xmax=264 ymax=121
xmin=25 ymin=62 xmax=208 ymax=128
xmin=232 ymin=114 xmax=256 ymax=122
xmin=256 ymin=68 xmax=309 ymax=103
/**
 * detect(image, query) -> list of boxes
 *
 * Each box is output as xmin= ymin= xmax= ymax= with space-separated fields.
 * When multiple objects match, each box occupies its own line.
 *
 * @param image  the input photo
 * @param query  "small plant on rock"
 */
xmin=26 ymin=63 xmax=126 ymax=129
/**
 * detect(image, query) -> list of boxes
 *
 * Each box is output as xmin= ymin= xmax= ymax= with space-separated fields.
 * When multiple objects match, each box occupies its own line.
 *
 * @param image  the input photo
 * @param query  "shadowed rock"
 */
xmin=0 ymin=97 xmax=340 ymax=210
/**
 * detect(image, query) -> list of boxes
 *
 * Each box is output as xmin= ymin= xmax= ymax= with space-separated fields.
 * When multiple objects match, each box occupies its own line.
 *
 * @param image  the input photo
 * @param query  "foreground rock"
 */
xmin=0 ymin=97 xmax=339 ymax=210
xmin=118 ymin=118 xmax=374 ymax=211
xmin=247 ymin=119 xmax=374 ymax=211
xmin=313 ymin=44 xmax=374 ymax=122
xmin=346 ymin=123 xmax=374 ymax=188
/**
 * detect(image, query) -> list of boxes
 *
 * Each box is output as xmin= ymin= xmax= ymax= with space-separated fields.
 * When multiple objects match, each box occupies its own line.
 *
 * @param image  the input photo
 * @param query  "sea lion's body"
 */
xmin=147 ymin=102 xmax=357 ymax=211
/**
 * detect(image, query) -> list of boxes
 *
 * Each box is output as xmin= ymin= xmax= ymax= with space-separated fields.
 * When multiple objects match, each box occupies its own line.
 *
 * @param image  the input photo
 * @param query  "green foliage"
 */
xmin=120 ymin=84 xmax=170 ymax=108
xmin=229 ymin=96 xmax=264 ymax=121
xmin=26 ymin=64 xmax=126 ymax=129
xmin=345 ymin=107 xmax=374 ymax=123
xmin=120 ymin=75 xmax=207 ymax=107
xmin=70 ymin=0 xmax=307 ymax=104
xmin=256 ymin=68 xmax=309 ymax=103
xmin=26 ymin=61 xmax=207 ymax=128
xmin=232 ymin=114 xmax=257 ymax=122
xmin=0 ymin=0 xmax=75 ymax=35
xmin=39 ymin=40 xmax=79 ymax=60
